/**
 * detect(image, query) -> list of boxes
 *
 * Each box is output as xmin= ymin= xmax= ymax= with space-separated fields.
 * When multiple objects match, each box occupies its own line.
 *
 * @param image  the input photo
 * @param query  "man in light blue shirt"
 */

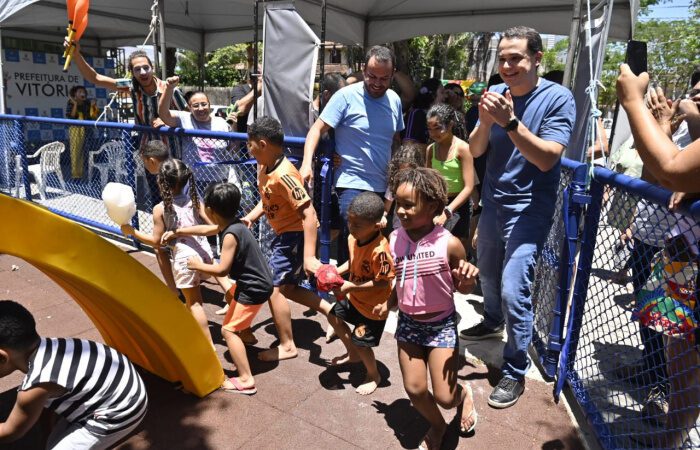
xmin=302 ymin=46 xmax=404 ymax=260
xmin=461 ymin=26 xmax=576 ymax=409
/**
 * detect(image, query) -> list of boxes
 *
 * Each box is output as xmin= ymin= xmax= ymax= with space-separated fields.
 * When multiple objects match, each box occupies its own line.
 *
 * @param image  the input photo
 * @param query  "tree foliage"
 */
xmin=176 ymin=44 xmax=249 ymax=87
xmin=598 ymin=6 xmax=700 ymax=112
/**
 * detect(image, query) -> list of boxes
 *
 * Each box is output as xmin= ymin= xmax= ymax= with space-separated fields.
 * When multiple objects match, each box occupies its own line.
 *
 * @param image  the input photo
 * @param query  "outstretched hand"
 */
xmin=616 ymin=64 xmax=650 ymax=108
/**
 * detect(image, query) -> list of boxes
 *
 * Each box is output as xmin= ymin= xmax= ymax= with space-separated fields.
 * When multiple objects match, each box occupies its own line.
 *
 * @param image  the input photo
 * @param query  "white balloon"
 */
xmin=102 ymin=183 xmax=136 ymax=225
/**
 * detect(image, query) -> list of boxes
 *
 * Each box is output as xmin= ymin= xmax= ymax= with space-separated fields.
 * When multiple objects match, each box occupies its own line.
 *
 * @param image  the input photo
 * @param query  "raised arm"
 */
xmin=617 ymin=64 xmax=700 ymax=192
xmin=65 ymin=40 xmax=119 ymax=90
xmin=158 ymin=76 xmax=180 ymax=128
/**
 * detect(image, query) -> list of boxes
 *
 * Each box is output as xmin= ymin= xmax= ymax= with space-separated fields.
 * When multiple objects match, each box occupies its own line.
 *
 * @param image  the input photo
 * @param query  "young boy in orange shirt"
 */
xmin=327 ymin=192 xmax=395 ymax=395
xmin=242 ymin=116 xmax=330 ymax=361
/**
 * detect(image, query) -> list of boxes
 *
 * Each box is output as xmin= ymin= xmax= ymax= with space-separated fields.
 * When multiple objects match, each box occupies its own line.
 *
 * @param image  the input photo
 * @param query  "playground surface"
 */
xmin=0 ymin=242 xmax=585 ymax=450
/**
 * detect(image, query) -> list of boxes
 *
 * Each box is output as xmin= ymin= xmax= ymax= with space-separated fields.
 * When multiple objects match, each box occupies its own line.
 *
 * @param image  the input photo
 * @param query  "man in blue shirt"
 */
xmin=301 ymin=46 xmax=404 ymax=260
xmin=462 ymin=26 xmax=576 ymax=409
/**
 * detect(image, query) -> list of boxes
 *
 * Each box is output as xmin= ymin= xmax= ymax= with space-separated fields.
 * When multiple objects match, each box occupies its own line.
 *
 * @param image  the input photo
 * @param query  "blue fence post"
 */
xmin=550 ymin=162 xmax=589 ymax=399
xmin=15 ymin=120 xmax=32 ymax=202
xmin=557 ymin=175 xmax=616 ymax=448
xmin=123 ymin=129 xmax=142 ymax=250
xmin=318 ymin=139 xmax=334 ymax=264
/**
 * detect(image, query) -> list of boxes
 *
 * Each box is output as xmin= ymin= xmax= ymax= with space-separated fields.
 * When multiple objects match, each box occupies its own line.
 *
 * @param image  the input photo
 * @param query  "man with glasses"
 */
xmin=68 ymin=43 xmax=187 ymax=130
xmin=301 ymin=45 xmax=404 ymax=261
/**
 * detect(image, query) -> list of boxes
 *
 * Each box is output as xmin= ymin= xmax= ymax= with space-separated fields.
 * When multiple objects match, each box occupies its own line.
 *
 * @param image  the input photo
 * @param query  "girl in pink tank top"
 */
xmin=387 ymin=167 xmax=479 ymax=449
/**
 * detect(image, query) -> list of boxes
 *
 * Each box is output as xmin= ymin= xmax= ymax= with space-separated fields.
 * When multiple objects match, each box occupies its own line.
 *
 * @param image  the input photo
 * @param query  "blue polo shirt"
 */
xmin=482 ymin=79 xmax=575 ymax=215
xmin=320 ymin=82 xmax=404 ymax=192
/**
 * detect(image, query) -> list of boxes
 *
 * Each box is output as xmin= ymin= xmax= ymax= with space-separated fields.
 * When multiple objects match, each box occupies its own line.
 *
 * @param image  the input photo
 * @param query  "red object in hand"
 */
xmin=316 ymin=264 xmax=345 ymax=299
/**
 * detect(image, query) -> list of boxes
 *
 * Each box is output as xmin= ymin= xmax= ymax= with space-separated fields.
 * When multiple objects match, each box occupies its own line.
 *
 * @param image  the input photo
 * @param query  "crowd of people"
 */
xmin=1 ymin=23 xmax=698 ymax=450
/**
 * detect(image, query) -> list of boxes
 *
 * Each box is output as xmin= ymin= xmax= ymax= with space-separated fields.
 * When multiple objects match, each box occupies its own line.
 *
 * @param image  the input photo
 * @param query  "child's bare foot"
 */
xmin=258 ymin=345 xmax=298 ymax=362
xmin=325 ymin=322 xmax=337 ymax=343
xmin=215 ymin=303 xmax=230 ymax=315
xmin=355 ymin=375 xmax=380 ymax=395
xmin=237 ymin=328 xmax=258 ymax=346
xmin=329 ymin=353 xmax=361 ymax=366
xmin=419 ymin=424 xmax=446 ymax=450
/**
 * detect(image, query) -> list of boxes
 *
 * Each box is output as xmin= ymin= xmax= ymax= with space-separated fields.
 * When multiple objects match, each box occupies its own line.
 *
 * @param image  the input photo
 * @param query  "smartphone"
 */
xmin=625 ymin=40 xmax=647 ymax=76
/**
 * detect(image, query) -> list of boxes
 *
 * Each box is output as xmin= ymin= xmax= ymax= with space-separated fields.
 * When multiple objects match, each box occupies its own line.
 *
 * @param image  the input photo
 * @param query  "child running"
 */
xmin=163 ymin=182 xmax=274 ymax=395
xmin=0 ymin=300 xmax=147 ymax=448
xmin=326 ymin=192 xmax=395 ymax=395
xmin=389 ymin=167 xmax=479 ymax=450
xmin=121 ymin=158 xmax=216 ymax=346
xmin=242 ymin=116 xmax=330 ymax=362
xmin=383 ymin=142 xmax=425 ymax=230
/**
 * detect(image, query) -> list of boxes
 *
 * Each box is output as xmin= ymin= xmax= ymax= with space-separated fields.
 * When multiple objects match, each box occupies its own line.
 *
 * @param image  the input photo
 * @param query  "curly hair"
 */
xmin=157 ymin=159 xmax=199 ymax=225
xmin=388 ymin=142 xmax=425 ymax=194
xmin=427 ymin=103 xmax=468 ymax=141
xmin=391 ymin=167 xmax=448 ymax=218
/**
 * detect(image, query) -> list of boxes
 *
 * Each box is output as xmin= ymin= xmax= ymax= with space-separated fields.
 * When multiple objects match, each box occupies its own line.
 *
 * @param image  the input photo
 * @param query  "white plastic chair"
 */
xmin=15 ymin=141 xmax=67 ymax=200
xmin=88 ymin=141 xmax=128 ymax=188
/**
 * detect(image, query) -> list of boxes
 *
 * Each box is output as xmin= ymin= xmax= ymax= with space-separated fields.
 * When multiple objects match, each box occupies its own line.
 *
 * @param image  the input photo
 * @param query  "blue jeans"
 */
xmin=477 ymin=204 xmax=553 ymax=381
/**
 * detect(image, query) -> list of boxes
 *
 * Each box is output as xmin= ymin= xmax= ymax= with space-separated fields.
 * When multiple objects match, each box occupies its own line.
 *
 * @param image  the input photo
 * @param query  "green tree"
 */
xmin=541 ymin=38 xmax=568 ymax=74
xmin=176 ymin=44 xmax=249 ymax=87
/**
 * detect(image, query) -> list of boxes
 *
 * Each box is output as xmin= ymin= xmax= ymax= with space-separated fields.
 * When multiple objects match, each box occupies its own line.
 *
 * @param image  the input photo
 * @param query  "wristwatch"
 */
xmin=502 ymin=117 xmax=519 ymax=132
xmin=444 ymin=206 xmax=453 ymax=218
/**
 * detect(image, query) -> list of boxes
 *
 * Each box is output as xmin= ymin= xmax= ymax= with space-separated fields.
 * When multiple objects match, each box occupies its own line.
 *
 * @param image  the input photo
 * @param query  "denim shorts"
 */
xmin=269 ymin=231 xmax=304 ymax=286
xmin=395 ymin=311 xmax=458 ymax=349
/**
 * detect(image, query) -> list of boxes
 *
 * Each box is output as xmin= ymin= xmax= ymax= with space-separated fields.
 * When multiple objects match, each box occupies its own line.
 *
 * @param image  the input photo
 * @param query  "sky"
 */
xmin=642 ymin=0 xmax=693 ymax=21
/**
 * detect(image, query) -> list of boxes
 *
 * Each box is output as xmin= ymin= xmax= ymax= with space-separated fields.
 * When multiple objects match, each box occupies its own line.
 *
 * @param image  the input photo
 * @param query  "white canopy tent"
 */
xmin=0 ymin=0 xmax=637 ymax=52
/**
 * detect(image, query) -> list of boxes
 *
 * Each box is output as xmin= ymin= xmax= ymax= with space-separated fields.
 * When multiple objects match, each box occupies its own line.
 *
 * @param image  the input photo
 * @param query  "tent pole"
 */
xmin=199 ymin=34 xmax=205 ymax=91
xmin=563 ymin=0 xmax=582 ymax=88
xmin=253 ymin=0 xmax=260 ymax=120
xmin=158 ymin=0 xmax=167 ymax=79
xmin=319 ymin=0 xmax=326 ymax=110
xmin=0 ymin=27 xmax=5 ymax=114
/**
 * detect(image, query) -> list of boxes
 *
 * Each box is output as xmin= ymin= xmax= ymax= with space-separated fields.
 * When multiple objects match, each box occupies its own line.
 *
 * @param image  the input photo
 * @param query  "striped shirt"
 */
xmin=20 ymin=338 xmax=148 ymax=436
xmin=130 ymin=77 xmax=187 ymax=149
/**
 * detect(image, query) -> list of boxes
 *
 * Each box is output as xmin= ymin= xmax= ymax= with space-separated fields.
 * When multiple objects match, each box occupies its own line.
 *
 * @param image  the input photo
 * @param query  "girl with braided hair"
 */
xmin=121 ymin=158 xmax=216 ymax=346
xmin=388 ymin=167 xmax=479 ymax=449
xmin=426 ymin=103 xmax=475 ymax=251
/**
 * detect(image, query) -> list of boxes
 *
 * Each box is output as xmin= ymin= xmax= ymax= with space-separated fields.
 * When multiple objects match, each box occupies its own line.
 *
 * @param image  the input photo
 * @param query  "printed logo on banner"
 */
xmin=53 ymin=129 xmax=67 ymax=141
xmin=51 ymin=108 xmax=64 ymax=118
xmin=4 ymin=49 xmax=19 ymax=62
xmin=47 ymin=54 xmax=58 ymax=65
xmin=94 ymin=58 xmax=104 ymax=69
xmin=20 ymin=51 xmax=32 ymax=62
xmin=86 ymin=88 xmax=96 ymax=98
xmin=96 ymin=88 xmax=107 ymax=99
xmin=25 ymin=108 xmax=39 ymax=116
xmin=32 ymin=53 xmax=46 ymax=64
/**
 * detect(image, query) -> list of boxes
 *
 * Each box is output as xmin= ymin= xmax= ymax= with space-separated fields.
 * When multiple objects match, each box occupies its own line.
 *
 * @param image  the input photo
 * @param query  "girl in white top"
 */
xmin=121 ymin=159 xmax=217 ymax=346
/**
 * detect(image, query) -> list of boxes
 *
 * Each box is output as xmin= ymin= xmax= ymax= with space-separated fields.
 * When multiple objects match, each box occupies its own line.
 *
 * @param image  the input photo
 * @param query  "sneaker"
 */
xmin=488 ymin=377 xmax=525 ymax=409
xmin=460 ymin=322 xmax=504 ymax=340
xmin=641 ymin=386 xmax=669 ymax=427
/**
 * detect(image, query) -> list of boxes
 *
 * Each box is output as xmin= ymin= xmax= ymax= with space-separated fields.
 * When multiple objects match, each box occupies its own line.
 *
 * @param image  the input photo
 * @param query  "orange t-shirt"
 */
xmin=348 ymin=233 xmax=395 ymax=320
xmin=258 ymin=157 xmax=316 ymax=234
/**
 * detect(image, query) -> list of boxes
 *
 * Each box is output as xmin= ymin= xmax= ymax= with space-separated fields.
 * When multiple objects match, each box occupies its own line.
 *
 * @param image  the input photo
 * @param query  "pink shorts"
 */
xmin=172 ymin=255 xmax=211 ymax=289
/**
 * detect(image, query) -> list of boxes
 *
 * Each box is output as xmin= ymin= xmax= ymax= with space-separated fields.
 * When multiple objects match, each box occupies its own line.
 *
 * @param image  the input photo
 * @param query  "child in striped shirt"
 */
xmin=0 ymin=300 xmax=148 ymax=448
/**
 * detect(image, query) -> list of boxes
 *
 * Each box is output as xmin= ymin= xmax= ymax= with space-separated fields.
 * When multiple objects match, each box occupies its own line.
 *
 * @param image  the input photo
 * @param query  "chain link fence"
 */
xmin=0 ymin=115 xmax=313 ymax=261
xmin=564 ymin=166 xmax=700 ymax=449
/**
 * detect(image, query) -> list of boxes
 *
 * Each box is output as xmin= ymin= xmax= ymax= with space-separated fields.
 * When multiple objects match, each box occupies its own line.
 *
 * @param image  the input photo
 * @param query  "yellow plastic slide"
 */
xmin=0 ymin=195 xmax=223 ymax=397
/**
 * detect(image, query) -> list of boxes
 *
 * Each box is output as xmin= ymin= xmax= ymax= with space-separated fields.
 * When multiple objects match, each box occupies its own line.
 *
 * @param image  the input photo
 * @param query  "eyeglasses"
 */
xmin=132 ymin=65 xmax=152 ymax=74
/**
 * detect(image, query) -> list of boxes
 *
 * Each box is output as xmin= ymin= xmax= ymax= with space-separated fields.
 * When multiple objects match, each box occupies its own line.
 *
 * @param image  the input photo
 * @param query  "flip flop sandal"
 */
xmin=221 ymin=377 xmax=257 ymax=395
xmin=460 ymin=383 xmax=478 ymax=435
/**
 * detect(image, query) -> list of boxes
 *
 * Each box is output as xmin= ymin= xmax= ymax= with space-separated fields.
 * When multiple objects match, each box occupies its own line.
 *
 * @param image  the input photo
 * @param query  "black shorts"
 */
xmin=330 ymin=299 xmax=386 ymax=347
